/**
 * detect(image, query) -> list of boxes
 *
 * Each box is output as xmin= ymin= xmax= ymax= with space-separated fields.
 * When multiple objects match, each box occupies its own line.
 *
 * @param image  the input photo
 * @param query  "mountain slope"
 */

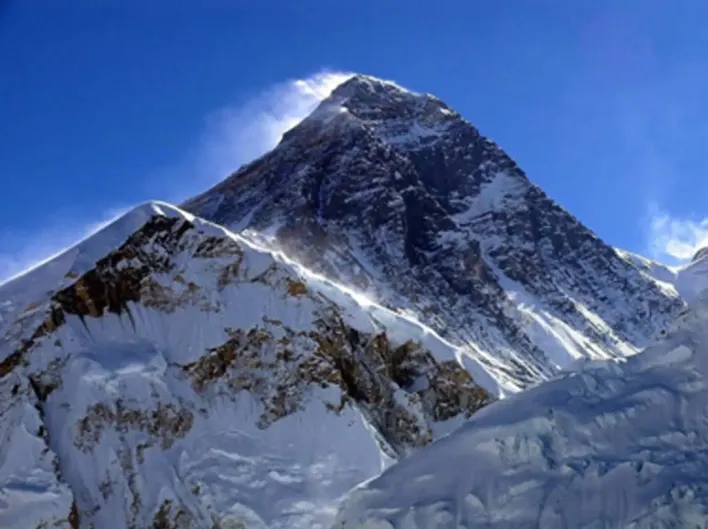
xmin=0 ymin=202 xmax=491 ymax=529
xmin=334 ymin=297 xmax=708 ymax=529
xmin=184 ymin=74 xmax=684 ymax=393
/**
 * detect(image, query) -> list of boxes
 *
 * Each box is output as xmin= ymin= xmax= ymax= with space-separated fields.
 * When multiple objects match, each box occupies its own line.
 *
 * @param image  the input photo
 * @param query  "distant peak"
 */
xmin=692 ymin=246 xmax=708 ymax=263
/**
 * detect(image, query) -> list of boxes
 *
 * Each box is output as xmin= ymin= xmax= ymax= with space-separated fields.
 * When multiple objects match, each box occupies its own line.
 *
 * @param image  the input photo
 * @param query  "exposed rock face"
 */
xmin=0 ymin=203 xmax=490 ymax=529
xmin=185 ymin=74 xmax=684 ymax=391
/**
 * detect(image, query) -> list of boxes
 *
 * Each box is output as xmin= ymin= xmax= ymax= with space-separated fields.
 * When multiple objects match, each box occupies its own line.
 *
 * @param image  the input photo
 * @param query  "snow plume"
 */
xmin=648 ymin=205 xmax=708 ymax=263
xmin=157 ymin=70 xmax=354 ymax=201
xmin=0 ymin=206 xmax=129 ymax=285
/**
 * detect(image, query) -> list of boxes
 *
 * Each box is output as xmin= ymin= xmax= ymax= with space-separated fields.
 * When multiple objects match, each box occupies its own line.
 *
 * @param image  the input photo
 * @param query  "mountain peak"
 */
xmin=185 ymin=75 xmax=683 ymax=393
xmin=286 ymin=72 xmax=461 ymax=155
xmin=330 ymin=73 xmax=419 ymax=98
xmin=273 ymin=72 xmax=459 ymax=159
xmin=326 ymin=73 xmax=449 ymax=115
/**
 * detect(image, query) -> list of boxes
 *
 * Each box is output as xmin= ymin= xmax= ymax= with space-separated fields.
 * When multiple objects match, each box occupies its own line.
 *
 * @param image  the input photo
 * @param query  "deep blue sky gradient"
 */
xmin=3 ymin=1 xmax=708 ymax=278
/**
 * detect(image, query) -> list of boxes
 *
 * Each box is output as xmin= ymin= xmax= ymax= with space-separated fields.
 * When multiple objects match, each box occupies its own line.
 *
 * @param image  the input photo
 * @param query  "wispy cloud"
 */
xmin=647 ymin=204 xmax=708 ymax=263
xmin=0 ymin=70 xmax=352 ymax=284
xmin=153 ymin=69 xmax=353 ymax=202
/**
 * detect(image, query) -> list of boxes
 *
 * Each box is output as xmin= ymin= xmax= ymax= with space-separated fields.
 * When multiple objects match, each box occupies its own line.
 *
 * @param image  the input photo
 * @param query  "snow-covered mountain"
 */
xmin=0 ymin=202 xmax=491 ymax=529
xmin=185 ymin=74 xmax=684 ymax=393
xmin=0 ymin=74 xmax=699 ymax=528
xmin=334 ymin=295 xmax=708 ymax=529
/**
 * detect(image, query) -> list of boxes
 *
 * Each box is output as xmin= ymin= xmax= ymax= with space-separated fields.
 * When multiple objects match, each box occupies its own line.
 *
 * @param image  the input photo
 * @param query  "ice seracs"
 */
xmin=333 ymin=294 xmax=708 ymax=529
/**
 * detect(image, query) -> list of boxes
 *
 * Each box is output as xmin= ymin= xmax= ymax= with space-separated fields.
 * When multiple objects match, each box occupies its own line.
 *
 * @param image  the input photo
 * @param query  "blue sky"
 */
xmin=2 ymin=1 xmax=708 ymax=281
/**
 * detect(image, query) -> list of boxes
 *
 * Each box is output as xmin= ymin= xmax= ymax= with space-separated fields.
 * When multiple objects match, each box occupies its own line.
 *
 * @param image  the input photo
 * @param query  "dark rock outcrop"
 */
xmin=185 ymin=74 xmax=684 ymax=390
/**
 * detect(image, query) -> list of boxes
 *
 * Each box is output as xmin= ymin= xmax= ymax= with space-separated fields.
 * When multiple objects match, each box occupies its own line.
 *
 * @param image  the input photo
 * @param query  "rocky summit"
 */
xmin=185 ymin=74 xmax=684 ymax=392
xmin=0 ymin=75 xmax=694 ymax=529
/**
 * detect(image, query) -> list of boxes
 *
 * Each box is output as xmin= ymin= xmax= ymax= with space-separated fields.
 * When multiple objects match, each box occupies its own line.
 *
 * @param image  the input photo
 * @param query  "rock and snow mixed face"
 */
xmin=0 ymin=202 xmax=490 ymax=529
xmin=333 ymin=298 xmax=708 ymax=529
xmin=184 ymin=74 xmax=684 ymax=393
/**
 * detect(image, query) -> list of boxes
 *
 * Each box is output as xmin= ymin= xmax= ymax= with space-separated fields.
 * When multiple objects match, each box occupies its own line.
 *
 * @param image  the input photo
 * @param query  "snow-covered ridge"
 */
xmin=334 ymin=296 xmax=708 ymax=529
xmin=0 ymin=201 xmax=492 ymax=529
xmin=0 ymin=202 xmax=171 ymax=341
